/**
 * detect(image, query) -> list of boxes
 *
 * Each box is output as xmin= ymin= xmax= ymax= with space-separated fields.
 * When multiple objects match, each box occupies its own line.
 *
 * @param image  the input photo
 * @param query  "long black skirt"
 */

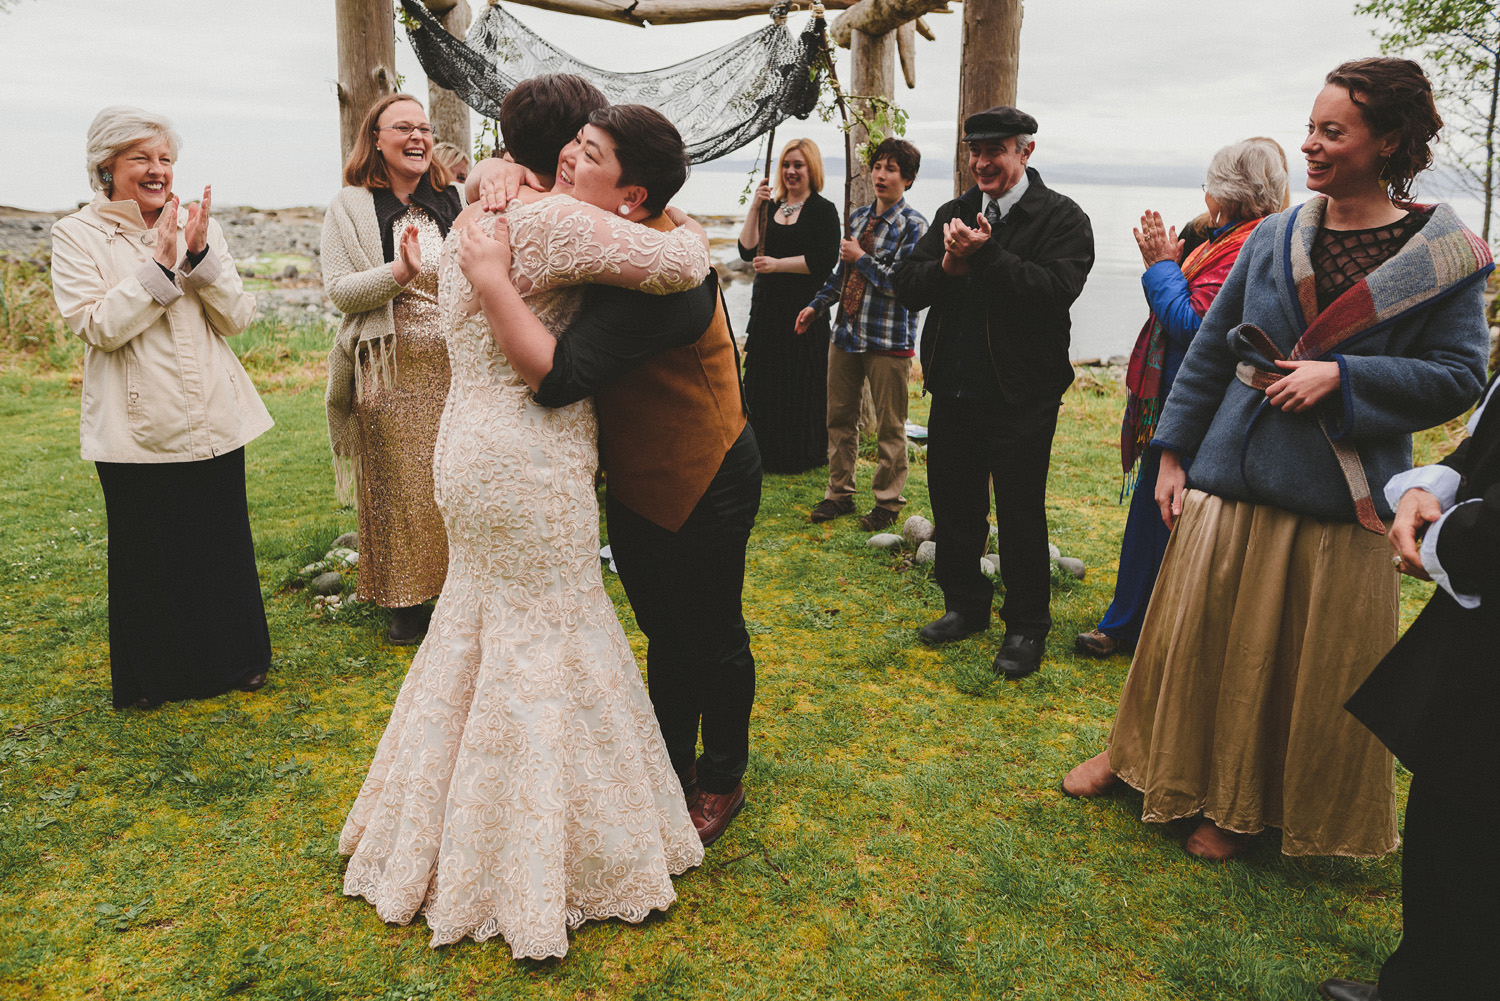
xmin=96 ymin=448 xmax=271 ymax=708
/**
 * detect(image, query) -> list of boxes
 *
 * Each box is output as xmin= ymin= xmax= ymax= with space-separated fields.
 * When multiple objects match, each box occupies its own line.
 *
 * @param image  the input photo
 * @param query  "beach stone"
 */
xmin=1048 ymin=542 xmax=1061 ymax=561
xmin=310 ymin=571 xmax=344 ymax=596
xmin=914 ymin=541 xmax=937 ymax=565
xmin=903 ymin=515 xmax=935 ymax=548
xmin=866 ymin=533 xmax=903 ymax=550
xmin=333 ymin=531 xmax=358 ymax=549
xmin=1056 ymin=556 xmax=1086 ymax=580
xmin=326 ymin=546 xmax=358 ymax=566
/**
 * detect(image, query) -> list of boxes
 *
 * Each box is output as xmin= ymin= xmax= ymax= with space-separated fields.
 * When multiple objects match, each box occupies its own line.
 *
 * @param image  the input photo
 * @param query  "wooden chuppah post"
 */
xmin=335 ymin=0 xmax=398 ymax=163
xmin=422 ymin=0 xmax=474 ymax=147
xmin=953 ymin=0 xmax=1021 ymax=196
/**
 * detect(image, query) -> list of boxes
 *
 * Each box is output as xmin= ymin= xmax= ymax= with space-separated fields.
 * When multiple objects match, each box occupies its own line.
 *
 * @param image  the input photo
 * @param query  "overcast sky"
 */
xmin=0 ymin=0 xmax=1390 ymax=212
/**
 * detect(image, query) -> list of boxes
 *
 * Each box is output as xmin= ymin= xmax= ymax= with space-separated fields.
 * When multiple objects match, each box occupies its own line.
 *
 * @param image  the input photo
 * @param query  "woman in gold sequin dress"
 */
xmin=324 ymin=94 xmax=463 ymax=644
xmin=338 ymin=91 xmax=714 ymax=958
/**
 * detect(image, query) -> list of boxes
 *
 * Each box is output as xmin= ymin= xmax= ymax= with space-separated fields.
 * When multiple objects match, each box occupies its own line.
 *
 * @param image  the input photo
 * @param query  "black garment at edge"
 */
xmin=96 ymin=448 xmax=271 ymax=708
xmin=537 ymin=276 xmax=761 ymax=793
xmin=1345 ymin=374 xmax=1500 ymax=996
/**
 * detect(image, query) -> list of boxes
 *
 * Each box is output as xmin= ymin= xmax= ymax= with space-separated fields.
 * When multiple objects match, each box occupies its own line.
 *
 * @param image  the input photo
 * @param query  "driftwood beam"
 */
xmin=913 ymin=15 xmax=934 ymax=40
xmin=896 ymin=20 xmax=916 ymax=88
xmin=498 ymin=0 xmax=858 ymax=25
xmin=829 ymin=0 xmax=951 ymax=48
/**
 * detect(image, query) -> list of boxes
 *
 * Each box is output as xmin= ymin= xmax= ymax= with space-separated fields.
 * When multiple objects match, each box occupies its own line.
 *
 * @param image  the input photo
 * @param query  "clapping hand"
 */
xmin=1134 ymin=210 xmax=1183 ymax=269
xmin=392 ymin=225 xmax=422 ymax=286
xmin=184 ymin=185 xmax=212 ymax=257
xmin=152 ymin=196 xmax=180 ymax=269
xmin=943 ymin=214 xmax=991 ymax=258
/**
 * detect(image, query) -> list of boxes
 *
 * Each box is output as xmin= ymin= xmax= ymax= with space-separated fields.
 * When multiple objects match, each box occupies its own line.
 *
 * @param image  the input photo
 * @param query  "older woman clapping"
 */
xmin=50 ymin=106 xmax=273 ymax=710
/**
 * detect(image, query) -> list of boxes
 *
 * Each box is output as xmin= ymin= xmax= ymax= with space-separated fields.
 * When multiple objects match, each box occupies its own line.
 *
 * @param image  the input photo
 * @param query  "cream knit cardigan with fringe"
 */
xmin=323 ymin=185 xmax=409 ymax=505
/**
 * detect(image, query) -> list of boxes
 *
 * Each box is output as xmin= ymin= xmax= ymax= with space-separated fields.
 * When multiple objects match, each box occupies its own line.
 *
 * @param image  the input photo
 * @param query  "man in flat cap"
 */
xmin=894 ymin=105 xmax=1094 ymax=679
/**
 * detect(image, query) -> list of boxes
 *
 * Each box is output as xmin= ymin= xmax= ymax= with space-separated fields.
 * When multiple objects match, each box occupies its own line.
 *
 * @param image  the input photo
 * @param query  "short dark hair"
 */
xmin=499 ymin=74 xmax=609 ymax=175
xmin=1325 ymin=57 xmax=1442 ymax=205
xmin=867 ymin=137 xmax=920 ymax=183
xmin=587 ymin=105 xmax=689 ymax=215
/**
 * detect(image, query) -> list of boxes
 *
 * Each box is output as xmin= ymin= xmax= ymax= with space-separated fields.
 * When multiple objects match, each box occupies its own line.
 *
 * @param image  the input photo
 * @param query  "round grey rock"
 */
xmin=903 ymin=515 xmax=935 ymax=548
xmin=1056 ymin=556 xmax=1086 ymax=580
xmin=866 ymin=533 xmax=904 ymax=550
xmin=333 ymin=531 xmax=358 ymax=549
xmin=914 ymin=540 xmax=937 ymax=565
xmin=1048 ymin=542 xmax=1061 ymax=561
xmin=310 ymin=571 xmax=345 ymax=596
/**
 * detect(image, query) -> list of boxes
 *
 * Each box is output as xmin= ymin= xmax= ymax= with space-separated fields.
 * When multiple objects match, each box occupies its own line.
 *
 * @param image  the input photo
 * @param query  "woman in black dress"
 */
xmin=738 ymin=138 xmax=841 ymax=474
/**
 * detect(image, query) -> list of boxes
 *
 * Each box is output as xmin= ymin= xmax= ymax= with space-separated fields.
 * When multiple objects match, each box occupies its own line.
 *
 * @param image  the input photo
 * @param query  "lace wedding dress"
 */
xmin=339 ymin=196 xmax=708 ymax=958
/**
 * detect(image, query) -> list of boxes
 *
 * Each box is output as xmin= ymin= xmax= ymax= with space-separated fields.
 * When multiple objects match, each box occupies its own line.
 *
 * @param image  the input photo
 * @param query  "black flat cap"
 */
xmin=961 ymin=106 xmax=1039 ymax=143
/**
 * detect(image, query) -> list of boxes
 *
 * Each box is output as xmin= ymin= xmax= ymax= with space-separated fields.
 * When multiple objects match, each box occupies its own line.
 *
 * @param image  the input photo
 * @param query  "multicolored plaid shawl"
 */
xmin=1233 ymin=197 xmax=1494 ymax=532
xmin=1119 ymin=218 xmax=1262 ymax=481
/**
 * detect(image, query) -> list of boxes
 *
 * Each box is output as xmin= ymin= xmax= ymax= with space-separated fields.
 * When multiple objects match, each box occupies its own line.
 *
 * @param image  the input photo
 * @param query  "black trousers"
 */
xmin=926 ymin=393 xmax=1060 ymax=639
xmin=96 ymin=448 xmax=272 ymax=708
xmin=1378 ymin=773 xmax=1500 ymax=998
xmin=605 ymin=427 xmax=761 ymax=795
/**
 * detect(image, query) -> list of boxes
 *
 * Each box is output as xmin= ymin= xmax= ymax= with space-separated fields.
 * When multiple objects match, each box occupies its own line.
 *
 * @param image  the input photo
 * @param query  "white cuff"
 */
xmin=1384 ymin=464 xmax=1461 ymax=513
xmin=1421 ymin=499 xmax=1481 ymax=609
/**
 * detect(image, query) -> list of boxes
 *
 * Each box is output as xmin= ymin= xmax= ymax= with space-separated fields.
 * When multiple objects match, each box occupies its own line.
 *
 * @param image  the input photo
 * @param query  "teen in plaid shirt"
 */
xmin=797 ymin=138 xmax=927 ymax=531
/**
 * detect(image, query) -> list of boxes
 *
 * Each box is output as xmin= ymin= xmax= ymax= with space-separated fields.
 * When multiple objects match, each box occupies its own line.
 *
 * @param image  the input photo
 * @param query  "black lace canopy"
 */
xmin=399 ymin=0 xmax=826 ymax=164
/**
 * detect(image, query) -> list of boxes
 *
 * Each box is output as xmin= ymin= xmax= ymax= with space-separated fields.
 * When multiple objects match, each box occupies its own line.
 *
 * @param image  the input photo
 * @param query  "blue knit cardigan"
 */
xmin=1152 ymin=200 xmax=1492 ymax=522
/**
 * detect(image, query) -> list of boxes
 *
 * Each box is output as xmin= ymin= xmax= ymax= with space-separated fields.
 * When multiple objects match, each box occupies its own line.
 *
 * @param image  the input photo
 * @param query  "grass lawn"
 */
xmin=0 ymin=315 xmax=1452 ymax=1000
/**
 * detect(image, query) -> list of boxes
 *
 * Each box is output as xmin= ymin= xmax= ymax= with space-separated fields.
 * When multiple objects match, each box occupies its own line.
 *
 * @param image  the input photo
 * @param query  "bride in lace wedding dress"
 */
xmin=338 ymin=121 xmax=710 ymax=958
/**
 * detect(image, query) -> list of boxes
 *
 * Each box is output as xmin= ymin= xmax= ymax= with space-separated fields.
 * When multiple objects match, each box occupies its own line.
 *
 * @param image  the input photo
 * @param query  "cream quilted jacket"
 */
xmin=50 ymin=194 xmax=272 ymax=463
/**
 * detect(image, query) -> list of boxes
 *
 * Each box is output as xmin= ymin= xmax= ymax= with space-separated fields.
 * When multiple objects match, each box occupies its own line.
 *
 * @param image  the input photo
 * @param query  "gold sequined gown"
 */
xmin=352 ymin=207 xmax=450 ymax=607
xmin=339 ymin=197 xmax=711 ymax=958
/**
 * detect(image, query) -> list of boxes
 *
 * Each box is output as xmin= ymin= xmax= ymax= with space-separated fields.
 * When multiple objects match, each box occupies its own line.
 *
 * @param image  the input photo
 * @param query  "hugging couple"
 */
xmin=337 ymin=74 xmax=761 ymax=959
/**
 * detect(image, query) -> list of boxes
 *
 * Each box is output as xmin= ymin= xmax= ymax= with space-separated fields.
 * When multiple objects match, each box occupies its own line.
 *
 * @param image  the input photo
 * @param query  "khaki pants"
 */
xmin=825 ymin=343 xmax=910 ymax=511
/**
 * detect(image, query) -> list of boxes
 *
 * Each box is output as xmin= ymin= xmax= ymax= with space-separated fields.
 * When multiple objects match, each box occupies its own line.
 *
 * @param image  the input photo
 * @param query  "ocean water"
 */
xmin=678 ymin=167 xmax=1489 ymax=363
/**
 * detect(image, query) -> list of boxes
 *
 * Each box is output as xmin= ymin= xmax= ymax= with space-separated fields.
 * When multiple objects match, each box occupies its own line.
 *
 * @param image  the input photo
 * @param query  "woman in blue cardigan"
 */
xmin=1076 ymin=138 xmax=1288 ymax=658
xmin=1064 ymin=58 xmax=1492 ymax=861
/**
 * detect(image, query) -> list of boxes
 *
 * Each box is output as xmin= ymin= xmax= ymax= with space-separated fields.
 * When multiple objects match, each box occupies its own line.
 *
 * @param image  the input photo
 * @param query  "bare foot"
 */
xmin=1062 ymin=750 xmax=1118 ymax=798
xmin=1186 ymin=819 xmax=1244 ymax=861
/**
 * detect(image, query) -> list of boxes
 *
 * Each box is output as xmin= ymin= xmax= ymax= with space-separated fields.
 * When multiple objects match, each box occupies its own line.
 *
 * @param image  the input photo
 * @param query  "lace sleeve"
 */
xmin=508 ymin=194 xmax=709 ymax=297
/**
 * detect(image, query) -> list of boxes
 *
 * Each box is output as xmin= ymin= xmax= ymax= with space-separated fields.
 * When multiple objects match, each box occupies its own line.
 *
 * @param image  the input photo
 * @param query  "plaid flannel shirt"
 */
xmin=807 ymin=197 xmax=928 ymax=352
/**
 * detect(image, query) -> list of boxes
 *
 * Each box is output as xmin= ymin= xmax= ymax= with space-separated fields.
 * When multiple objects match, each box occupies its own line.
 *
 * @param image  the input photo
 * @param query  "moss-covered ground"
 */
xmin=0 ymin=314 xmax=1451 ymax=1000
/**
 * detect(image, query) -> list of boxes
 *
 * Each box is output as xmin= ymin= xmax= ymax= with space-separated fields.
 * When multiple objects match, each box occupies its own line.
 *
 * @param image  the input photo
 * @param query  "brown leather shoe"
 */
xmin=857 ymin=506 xmax=901 ymax=532
xmin=809 ymin=497 xmax=855 ymax=523
xmin=688 ymin=784 xmax=746 ymax=846
xmin=1074 ymin=628 xmax=1130 ymax=658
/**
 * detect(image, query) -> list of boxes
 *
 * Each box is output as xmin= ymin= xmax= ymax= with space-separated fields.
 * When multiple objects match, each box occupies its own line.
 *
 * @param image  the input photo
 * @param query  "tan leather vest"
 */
xmin=594 ymin=215 xmax=748 ymax=531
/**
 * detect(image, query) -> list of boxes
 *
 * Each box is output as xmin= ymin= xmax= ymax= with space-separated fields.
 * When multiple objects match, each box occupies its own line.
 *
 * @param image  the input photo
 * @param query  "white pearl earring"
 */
xmin=618 ymin=204 xmax=631 ymax=215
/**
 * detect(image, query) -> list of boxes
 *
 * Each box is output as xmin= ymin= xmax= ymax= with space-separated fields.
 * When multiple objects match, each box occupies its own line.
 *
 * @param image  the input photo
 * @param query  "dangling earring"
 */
xmin=1379 ymin=156 xmax=1390 ymax=184
xmin=617 ymin=204 xmax=631 ymax=216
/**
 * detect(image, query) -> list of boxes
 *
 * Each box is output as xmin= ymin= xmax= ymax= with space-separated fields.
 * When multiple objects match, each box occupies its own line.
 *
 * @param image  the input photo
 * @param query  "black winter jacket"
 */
xmin=894 ymin=169 xmax=1094 ymax=404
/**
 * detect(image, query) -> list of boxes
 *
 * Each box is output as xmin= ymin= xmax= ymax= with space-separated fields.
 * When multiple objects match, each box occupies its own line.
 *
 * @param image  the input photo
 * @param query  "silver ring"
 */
xmin=1391 ymin=554 xmax=1403 ymax=568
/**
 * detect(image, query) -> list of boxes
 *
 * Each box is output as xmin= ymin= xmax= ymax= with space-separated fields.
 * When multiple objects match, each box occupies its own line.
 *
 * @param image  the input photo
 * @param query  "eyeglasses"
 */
xmin=377 ymin=124 xmax=434 ymax=137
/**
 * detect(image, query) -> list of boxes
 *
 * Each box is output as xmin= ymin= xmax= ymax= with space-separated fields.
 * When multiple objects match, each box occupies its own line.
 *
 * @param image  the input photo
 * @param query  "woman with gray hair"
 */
xmin=50 ymin=106 xmax=273 ymax=709
xmin=1075 ymin=137 xmax=1287 ymax=660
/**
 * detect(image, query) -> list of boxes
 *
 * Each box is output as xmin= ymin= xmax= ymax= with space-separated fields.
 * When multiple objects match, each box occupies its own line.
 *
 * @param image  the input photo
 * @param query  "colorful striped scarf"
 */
xmin=1119 ymin=218 xmax=1262 ymax=482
